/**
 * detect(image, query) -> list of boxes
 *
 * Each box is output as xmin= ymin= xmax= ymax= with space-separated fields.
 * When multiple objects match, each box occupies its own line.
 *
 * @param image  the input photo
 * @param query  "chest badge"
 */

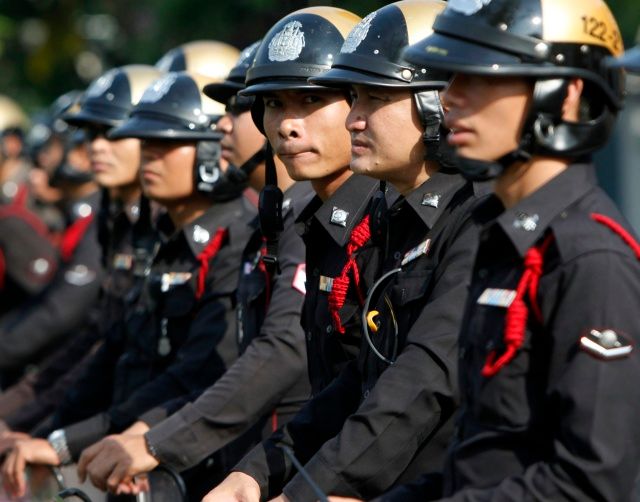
xmin=477 ymin=288 xmax=517 ymax=308
xmin=401 ymin=239 xmax=431 ymax=266
xmin=330 ymin=207 xmax=349 ymax=227
xmin=319 ymin=275 xmax=334 ymax=293
xmin=64 ymin=265 xmax=96 ymax=286
xmin=421 ymin=192 xmax=441 ymax=208
xmin=513 ymin=212 xmax=539 ymax=232
xmin=113 ymin=253 xmax=134 ymax=270
xmin=580 ymin=328 xmax=633 ymax=360
xmin=160 ymin=272 xmax=192 ymax=292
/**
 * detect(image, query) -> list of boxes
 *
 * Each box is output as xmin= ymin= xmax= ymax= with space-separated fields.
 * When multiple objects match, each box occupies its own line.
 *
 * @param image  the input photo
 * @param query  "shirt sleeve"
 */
xmin=439 ymin=250 xmax=640 ymax=502
xmin=232 ymin=360 xmax=362 ymax=499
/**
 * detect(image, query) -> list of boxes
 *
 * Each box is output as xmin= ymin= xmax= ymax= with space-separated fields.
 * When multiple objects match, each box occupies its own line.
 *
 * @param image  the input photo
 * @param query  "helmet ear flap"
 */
xmin=414 ymin=90 xmax=456 ymax=169
xmin=194 ymin=140 xmax=222 ymax=193
xmin=250 ymin=99 xmax=265 ymax=135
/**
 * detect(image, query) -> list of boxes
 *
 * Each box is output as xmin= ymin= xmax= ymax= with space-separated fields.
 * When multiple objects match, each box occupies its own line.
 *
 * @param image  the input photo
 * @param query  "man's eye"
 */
xmin=369 ymin=93 xmax=389 ymax=102
xmin=263 ymin=98 xmax=280 ymax=108
xmin=302 ymin=95 xmax=322 ymax=104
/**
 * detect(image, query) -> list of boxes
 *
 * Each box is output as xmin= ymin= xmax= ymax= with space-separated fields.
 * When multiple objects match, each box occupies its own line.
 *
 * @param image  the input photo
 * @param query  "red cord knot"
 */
xmin=195 ymin=227 xmax=228 ymax=301
xmin=328 ymin=215 xmax=371 ymax=334
xmin=482 ymin=233 xmax=554 ymax=378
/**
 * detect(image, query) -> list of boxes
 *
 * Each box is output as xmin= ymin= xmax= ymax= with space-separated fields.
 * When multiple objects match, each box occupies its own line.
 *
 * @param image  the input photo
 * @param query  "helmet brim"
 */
xmin=203 ymin=80 xmax=244 ymax=104
xmin=61 ymin=108 xmax=121 ymax=129
xmin=311 ymin=66 xmax=447 ymax=90
xmin=108 ymin=115 xmax=222 ymax=141
xmin=239 ymin=80 xmax=324 ymax=97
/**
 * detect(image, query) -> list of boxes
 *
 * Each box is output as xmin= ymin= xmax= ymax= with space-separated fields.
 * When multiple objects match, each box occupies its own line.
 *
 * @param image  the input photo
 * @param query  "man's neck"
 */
xmin=312 ymin=167 xmax=352 ymax=202
xmin=494 ymin=156 xmax=571 ymax=209
xmin=164 ymin=194 xmax=213 ymax=230
xmin=391 ymin=158 xmax=439 ymax=196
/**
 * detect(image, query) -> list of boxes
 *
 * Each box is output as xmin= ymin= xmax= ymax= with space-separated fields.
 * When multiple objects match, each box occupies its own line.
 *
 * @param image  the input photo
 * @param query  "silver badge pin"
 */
xmin=193 ymin=225 xmax=210 ymax=244
xmin=31 ymin=258 xmax=50 ymax=276
xmin=330 ymin=207 xmax=349 ymax=227
xmin=580 ymin=328 xmax=633 ymax=360
xmin=341 ymin=11 xmax=376 ymax=54
xmin=64 ymin=265 xmax=96 ymax=286
xmin=282 ymin=198 xmax=292 ymax=213
xmin=160 ymin=272 xmax=192 ymax=292
xmin=477 ymin=288 xmax=517 ymax=308
xmin=513 ymin=212 xmax=539 ymax=232
xmin=421 ymin=193 xmax=441 ymax=208
xmin=86 ymin=69 xmax=116 ymax=98
xmin=268 ymin=21 xmax=306 ymax=62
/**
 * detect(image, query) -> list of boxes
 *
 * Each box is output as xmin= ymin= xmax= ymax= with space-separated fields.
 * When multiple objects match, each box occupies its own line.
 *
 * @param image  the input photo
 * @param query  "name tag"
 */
xmin=113 ymin=253 xmax=134 ymax=270
xmin=477 ymin=288 xmax=516 ymax=308
xmin=161 ymin=272 xmax=192 ymax=292
xmin=401 ymin=239 xmax=431 ymax=266
xmin=319 ymin=275 xmax=334 ymax=293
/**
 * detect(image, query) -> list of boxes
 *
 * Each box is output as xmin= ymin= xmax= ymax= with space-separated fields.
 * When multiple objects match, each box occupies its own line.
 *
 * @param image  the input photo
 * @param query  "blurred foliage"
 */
xmin=0 ymin=0 xmax=639 ymax=114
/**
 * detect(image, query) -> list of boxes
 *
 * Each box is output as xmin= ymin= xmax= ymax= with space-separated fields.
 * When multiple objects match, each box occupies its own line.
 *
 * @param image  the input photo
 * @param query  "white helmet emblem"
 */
xmin=86 ymin=70 xmax=117 ymax=98
xmin=449 ymin=0 xmax=493 ymax=16
xmin=140 ymin=73 xmax=178 ymax=104
xmin=342 ymin=12 xmax=376 ymax=54
xmin=268 ymin=21 xmax=306 ymax=62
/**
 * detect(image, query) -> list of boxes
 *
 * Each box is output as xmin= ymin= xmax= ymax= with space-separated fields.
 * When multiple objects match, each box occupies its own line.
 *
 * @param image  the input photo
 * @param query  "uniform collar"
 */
xmin=283 ymin=180 xmax=315 ymax=221
xmin=401 ymin=171 xmax=469 ymax=230
xmin=157 ymin=198 xmax=241 ymax=257
xmin=297 ymin=174 xmax=378 ymax=247
xmin=489 ymin=164 xmax=597 ymax=257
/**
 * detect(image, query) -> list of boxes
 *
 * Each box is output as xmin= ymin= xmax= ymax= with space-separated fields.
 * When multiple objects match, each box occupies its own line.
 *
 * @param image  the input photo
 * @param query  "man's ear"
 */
xmin=561 ymin=78 xmax=584 ymax=122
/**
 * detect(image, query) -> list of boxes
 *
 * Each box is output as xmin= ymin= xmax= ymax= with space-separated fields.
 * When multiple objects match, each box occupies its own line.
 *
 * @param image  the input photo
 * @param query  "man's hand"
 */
xmin=77 ymin=432 xmax=158 ymax=493
xmin=201 ymin=471 xmax=261 ymax=502
xmin=1 ymin=438 xmax=60 ymax=498
xmin=327 ymin=498 xmax=365 ymax=502
xmin=0 ymin=430 xmax=31 ymax=455
xmin=267 ymin=495 xmax=290 ymax=502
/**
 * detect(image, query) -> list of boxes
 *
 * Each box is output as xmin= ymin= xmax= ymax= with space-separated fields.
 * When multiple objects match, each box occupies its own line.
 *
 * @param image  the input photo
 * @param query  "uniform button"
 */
xmin=561 ymin=211 xmax=568 ymax=219
xmin=393 ymin=252 xmax=402 ymax=260
xmin=326 ymin=325 xmax=333 ymax=334
xmin=363 ymin=390 xmax=370 ymax=399
xmin=306 ymin=331 xmax=312 ymax=342
xmin=478 ymin=269 xmax=488 ymax=279
xmin=480 ymin=233 xmax=489 ymax=243
xmin=313 ymin=268 xmax=320 ymax=277
xmin=485 ymin=340 xmax=494 ymax=350
xmin=459 ymin=347 xmax=466 ymax=359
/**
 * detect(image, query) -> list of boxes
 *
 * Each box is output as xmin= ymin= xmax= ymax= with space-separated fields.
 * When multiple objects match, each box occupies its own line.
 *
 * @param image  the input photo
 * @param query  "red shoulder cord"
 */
xmin=257 ymin=237 xmax=273 ymax=307
xmin=482 ymin=233 xmax=554 ymax=377
xmin=482 ymin=212 xmax=640 ymax=378
xmin=195 ymin=227 xmax=229 ymax=301
xmin=328 ymin=214 xmax=371 ymax=334
xmin=60 ymin=214 xmax=94 ymax=262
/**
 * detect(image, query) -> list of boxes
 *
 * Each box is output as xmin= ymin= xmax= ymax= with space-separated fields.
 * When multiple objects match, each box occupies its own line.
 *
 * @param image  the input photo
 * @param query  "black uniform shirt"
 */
xmin=279 ymin=174 xmax=488 ymax=501
xmin=140 ymin=181 xmax=315 ymax=472
xmin=45 ymin=195 xmax=256 ymax=459
xmin=297 ymin=174 xmax=380 ymax=394
xmin=424 ymin=164 xmax=640 ymax=501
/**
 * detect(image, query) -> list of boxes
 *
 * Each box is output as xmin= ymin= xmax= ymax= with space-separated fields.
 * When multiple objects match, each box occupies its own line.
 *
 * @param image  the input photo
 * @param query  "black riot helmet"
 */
xmin=109 ymin=71 xmax=245 ymax=201
xmin=155 ymin=40 xmax=239 ymax=122
xmin=401 ymin=0 xmax=626 ymax=180
xmin=311 ymin=0 xmax=452 ymax=165
xmin=63 ymin=65 xmax=165 ymax=129
xmin=46 ymin=91 xmax=95 ymax=186
xmin=203 ymin=41 xmax=266 ymax=186
xmin=240 ymin=7 xmax=362 ymax=134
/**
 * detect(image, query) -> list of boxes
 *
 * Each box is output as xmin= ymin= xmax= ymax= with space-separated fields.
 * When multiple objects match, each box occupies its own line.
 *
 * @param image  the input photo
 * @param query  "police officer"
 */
xmin=73 ymin=42 xmax=316 ymax=496
xmin=1 ymin=70 xmax=255 ymax=500
xmin=0 ymin=91 xmax=104 ymax=388
xmin=373 ymin=0 xmax=640 ymax=499
xmin=0 ymin=95 xmax=30 ymax=205
xmin=0 ymin=65 xmax=164 ymax=435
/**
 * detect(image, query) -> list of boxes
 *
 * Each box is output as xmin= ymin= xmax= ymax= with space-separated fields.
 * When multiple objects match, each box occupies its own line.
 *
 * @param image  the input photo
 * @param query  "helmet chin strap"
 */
xmin=225 ymin=142 xmax=267 ymax=184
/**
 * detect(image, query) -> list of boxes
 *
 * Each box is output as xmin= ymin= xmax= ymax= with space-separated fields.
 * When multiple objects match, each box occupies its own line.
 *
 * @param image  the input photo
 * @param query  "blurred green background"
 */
xmin=1 ymin=0 xmax=639 ymax=110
